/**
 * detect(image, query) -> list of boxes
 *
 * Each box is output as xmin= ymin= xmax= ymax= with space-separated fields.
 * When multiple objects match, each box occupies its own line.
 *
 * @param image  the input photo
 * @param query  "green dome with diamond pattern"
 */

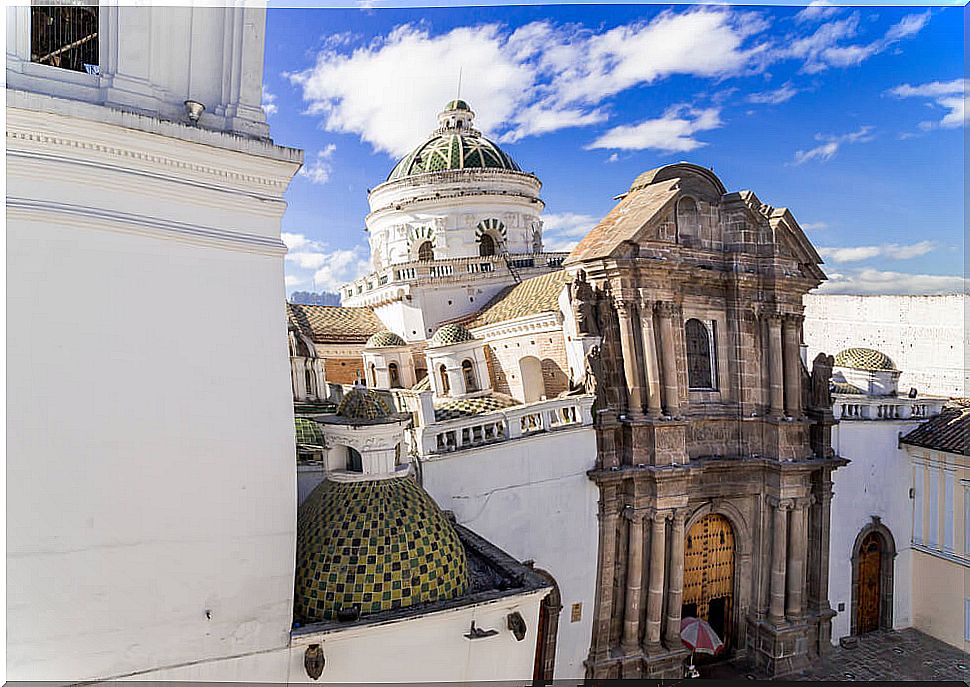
xmin=365 ymin=331 xmax=408 ymax=348
xmin=294 ymin=476 xmax=468 ymax=622
xmin=387 ymin=100 xmax=522 ymax=181
xmin=834 ymin=347 xmax=897 ymax=372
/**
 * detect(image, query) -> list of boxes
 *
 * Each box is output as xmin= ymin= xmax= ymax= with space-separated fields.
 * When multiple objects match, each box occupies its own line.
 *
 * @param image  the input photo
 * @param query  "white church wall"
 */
xmin=827 ymin=418 xmax=923 ymax=642
xmin=421 ymin=426 xmax=599 ymax=679
xmin=803 ymin=294 xmax=967 ymax=397
xmin=287 ymin=591 xmax=546 ymax=683
xmin=6 ymin=96 xmax=301 ymax=680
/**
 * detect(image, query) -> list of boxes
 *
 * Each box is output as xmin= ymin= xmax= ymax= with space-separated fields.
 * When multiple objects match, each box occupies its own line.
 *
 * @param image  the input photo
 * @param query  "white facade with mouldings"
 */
xmin=6 ymin=5 xmax=303 ymax=683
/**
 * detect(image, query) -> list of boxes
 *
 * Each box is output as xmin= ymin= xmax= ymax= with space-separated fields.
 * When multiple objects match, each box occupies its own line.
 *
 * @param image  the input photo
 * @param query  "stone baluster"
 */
xmin=769 ymin=498 xmax=792 ymax=624
xmin=656 ymin=302 xmax=680 ymax=416
xmin=664 ymin=509 xmax=687 ymax=647
xmin=616 ymin=299 xmax=645 ymax=416
xmin=783 ymin=314 xmax=803 ymax=418
xmin=639 ymin=298 xmax=663 ymax=418
xmin=644 ymin=510 xmax=668 ymax=647
xmin=786 ymin=499 xmax=809 ymax=620
xmin=767 ymin=314 xmax=785 ymax=417
xmin=621 ymin=508 xmax=645 ymax=653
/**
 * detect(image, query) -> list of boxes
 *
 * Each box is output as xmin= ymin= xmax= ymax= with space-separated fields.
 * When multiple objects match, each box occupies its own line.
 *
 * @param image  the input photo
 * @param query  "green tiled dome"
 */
xmin=428 ymin=323 xmax=476 ymax=348
xmin=387 ymin=101 xmax=521 ymax=181
xmin=834 ymin=347 xmax=897 ymax=371
xmin=294 ymin=477 xmax=468 ymax=622
xmin=295 ymin=417 xmax=325 ymax=445
xmin=365 ymin=331 xmax=407 ymax=348
xmin=336 ymin=387 xmax=392 ymax=421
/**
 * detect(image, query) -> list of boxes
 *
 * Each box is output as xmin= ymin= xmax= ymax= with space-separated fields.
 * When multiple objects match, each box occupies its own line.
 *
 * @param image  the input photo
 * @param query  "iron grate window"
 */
xmin=30 ymin=2 xmax=99 ymax=74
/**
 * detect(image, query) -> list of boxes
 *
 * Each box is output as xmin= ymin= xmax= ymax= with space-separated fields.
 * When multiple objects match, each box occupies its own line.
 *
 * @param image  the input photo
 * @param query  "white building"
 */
xmin=826 ymin=348 xmax=946 ymax=644
xmin=804 ymin=294 xmax=968 ymax=397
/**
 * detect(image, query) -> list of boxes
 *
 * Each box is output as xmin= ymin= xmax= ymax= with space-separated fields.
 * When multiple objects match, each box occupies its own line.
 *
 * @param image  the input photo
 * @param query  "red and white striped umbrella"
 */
xmin=680 ymin=616 xmax=724 ymax=655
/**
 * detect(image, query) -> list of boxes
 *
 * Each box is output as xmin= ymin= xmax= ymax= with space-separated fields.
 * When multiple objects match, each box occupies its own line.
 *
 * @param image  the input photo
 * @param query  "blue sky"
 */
xmin=262 ymin=3 xmax=966 ymax=296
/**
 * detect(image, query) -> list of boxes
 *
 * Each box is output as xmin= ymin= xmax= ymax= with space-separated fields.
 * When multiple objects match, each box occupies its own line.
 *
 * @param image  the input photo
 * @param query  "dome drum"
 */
xmin=833 ymin=347 xmax=901 ymax=398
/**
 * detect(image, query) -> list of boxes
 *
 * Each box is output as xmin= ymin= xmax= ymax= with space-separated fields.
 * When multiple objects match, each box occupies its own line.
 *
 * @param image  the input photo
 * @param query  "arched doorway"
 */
xmin=851 ymin=520 xmax=896 ymax=635
xmin=519 ymin=356 xmax=544 ymax=403
xmin=479 ymin=233 xmax=496 ymax=257
xmin=682 ymin=513 xmax=735 ymax=651
xmin=530 ymin=568 xmax=561 ymax=680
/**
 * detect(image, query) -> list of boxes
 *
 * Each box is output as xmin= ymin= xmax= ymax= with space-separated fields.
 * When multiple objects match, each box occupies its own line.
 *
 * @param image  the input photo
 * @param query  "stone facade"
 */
xmin=565 ymin=164 xmax=846 ymax=678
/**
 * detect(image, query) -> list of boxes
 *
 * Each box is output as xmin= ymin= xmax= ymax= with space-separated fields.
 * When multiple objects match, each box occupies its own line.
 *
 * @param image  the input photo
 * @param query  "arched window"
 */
xmin=685 ymin=318 xmax=715 ymax=389
xmin=388 ymin=362 xmax=401 ymax=388
xmin=305 ymin=368 xmax=315 ymax=398
xmin=461 ymin=359 xmax=478 ymax=392
xmin=439 ymin=364 xmax=450 ymax=395
xmin=479 ymin=233 xmax=496 ymax=257
xmin=519 ymin=356 xmax=544 ymax=403
xmin=346 ymin=447 xmax=363 ymax=473
xmin=368 ymin=362 xmax=377 ymax=387
xmin=417 ymin=241 xmax=434 ymax=261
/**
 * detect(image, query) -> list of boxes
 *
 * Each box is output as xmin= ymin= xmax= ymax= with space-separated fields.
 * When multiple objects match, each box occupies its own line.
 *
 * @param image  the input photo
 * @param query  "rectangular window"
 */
xmin=928 ymin=465 xmax=939 ymax=549
xmin=944 ymin=469 xmax=955 ymax=552
xmin=914 ymin=463 xmax=924 ymax=544
xmin=30 ymin=2 xmax=99 ymax=74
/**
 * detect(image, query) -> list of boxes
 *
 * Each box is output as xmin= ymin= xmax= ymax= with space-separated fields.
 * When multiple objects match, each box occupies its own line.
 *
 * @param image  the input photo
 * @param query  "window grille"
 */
xmin=686 ymin=318 xmax=716 ymax=389
xmin=31 ymin=2 xmax=99 ymax=74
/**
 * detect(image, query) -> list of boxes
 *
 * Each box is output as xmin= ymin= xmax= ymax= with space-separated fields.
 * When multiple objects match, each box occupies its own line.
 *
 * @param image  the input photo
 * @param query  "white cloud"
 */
xmin=606 ymin=153 xmax=619 ymax=163
xmin=283 ymin=232 xmax=371 ymax=291
xmin=298 ymin=144 xmax=337 ymax=185
xmin=792 ymin=125 xmax=874 ymax=164
xmin=818 ymin=268 xmax=967 ymax=295
xmin=795 ymin=1 xmax=841 ymax=24
xmin=747 ymin=82 xmax=798 ymax=104
xmin=800 ymin=221 xmax=828 ymax=231
xmin=541 ymin=212 xmax=598 ymax=252
xmin=588 ymin=105 xmax=722 ymax=152
xmin=888 ymin=78 xmax=967 ymax=130
xmin=261 ymin=87 xmax=278 ymax=116
xmin=288 ymin=9 xmax=767 ymax=156
xmin=779 ymin=11 xmax=930 ymax=74
xmin=817 ymin=240 xmax=935 ymax=264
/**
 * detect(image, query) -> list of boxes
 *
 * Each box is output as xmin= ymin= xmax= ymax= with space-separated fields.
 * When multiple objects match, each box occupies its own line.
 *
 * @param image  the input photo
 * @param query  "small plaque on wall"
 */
xmin=571 ymin=602 xmax=582 ymax=623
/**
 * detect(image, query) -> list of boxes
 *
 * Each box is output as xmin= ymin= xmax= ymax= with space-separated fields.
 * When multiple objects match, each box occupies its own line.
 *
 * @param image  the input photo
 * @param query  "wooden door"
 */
xmin=682 ymin=513 xmax=735 ymax=648
xmin=857 ymin=532 xmax=882 ymax=634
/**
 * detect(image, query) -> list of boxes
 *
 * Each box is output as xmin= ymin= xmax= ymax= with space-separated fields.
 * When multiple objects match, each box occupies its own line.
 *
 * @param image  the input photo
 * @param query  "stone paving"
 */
xmin=700 ymin=629 xmax=969 ymax=681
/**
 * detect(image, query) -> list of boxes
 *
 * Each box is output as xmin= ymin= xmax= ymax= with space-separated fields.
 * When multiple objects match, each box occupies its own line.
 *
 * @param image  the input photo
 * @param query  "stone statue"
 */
xmin=570 ymin=270 xmax=599 ymax=337
xmin=562 ymin=345 xmax=604 ymax=411
xmin=810 ymin=352 xmax=834 ymax=410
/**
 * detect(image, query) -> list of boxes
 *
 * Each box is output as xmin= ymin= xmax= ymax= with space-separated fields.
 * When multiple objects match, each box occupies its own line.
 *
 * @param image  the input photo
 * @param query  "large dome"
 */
xmin=294 ymin=476 xmax=468 ymax=622
xmin=834 ymin=347 xmax=897 ymax=371
xmin=387 ymin=100 xmax=521 ymax=182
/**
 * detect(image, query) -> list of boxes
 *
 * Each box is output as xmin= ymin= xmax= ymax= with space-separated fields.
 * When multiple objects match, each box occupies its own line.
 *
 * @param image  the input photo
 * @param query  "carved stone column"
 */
xmin=639 ymin=298 xmax=663 ymax=418
xmin=786 ymin=499 xmax=809 ymax=620
xmin=616 ymin=299 xmax=645 ymax=416
xmin=622 ymin=508 xmax=645 ymax=653
xmin=664 ymin=509 xmax=687 ymax=647
xmin=292 ymin=357 xmax=307 ymax=400
xmin=644 ymin=511 xmax=668 ymax=647
xmin=592 ymin=487 xmax=621 ymax=661
xmin=769 ymin=498 xmax=792 ymax=624
xmin=656 ymin=302 xmax=680 ymax=416
xmin=314 ymin=360 xmax=328 ymax=401
xmin=767 ymin=315 xmax=784 ymax=417
xmin=783 ymin=314 xmax=803 ymax=418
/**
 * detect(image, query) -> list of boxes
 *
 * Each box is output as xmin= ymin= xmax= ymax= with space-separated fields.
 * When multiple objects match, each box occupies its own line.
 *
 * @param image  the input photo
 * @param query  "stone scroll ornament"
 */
xmin=304 ymin=644 xmax=325 ymax=680
xmin=570 ymin=270 xmax=600 ymax=337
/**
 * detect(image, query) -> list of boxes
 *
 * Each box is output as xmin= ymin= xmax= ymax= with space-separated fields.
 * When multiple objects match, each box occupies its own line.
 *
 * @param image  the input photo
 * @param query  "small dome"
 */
xmin=336 ymin=387 xmax=392 ymax=421
xmin=428 ymin=323 xmax=476 ymax=347
xmin=386 ymin=100 xmax=522 ymax=182
xmin=365 ymin=330 xmax=407 ymax=348
xmin=834 ymin=348 xmax=897 ymax=372
xmin=295 ymin=417 xmax=325 ymax=445
xmin=294 ymin=477 xmax=468 ymax=622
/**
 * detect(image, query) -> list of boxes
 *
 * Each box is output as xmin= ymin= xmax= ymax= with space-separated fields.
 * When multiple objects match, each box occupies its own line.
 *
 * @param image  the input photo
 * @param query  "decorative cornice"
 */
xmin=7 ymin=197 xmax=287 ymax=256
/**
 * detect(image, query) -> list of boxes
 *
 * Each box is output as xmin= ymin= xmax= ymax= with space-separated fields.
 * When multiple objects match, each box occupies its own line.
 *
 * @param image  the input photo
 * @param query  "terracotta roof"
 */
xmin=287 ymin=302 xmax=383 ymax=344
xmin=564 ymin=179 xmax=679 ymax=264
xmin=900 ymin=399 xmax=970 ymax=456
xmin=467 ymin=271 xmax=570 ymax=329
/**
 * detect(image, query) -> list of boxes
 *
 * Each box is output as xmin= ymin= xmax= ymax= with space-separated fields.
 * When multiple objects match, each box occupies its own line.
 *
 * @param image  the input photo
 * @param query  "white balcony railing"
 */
xmin=418 ymin=395 xmax=594 ymax=457
xmin=833 ymin=394 xmax=946 ymax=421
xmin=342 ymin=252 xmax=568 ymax=301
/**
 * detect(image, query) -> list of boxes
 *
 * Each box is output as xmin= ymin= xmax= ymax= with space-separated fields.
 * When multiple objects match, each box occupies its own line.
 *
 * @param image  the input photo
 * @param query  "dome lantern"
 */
xmin=437 ymin=99 xmax=475 ymax=132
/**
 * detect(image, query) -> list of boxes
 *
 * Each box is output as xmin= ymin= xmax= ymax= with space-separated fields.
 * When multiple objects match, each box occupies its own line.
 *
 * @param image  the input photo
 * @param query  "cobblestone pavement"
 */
xmin=700 ymin=629 xmax=969 ymax=681
xmin=791 ymin=629 xmax=969 ymax=682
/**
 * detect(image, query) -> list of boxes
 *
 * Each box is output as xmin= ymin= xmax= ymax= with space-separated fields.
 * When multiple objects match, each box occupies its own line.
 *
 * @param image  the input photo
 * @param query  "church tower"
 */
xmin=6 ymin=5 xmax=302 ymax=681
